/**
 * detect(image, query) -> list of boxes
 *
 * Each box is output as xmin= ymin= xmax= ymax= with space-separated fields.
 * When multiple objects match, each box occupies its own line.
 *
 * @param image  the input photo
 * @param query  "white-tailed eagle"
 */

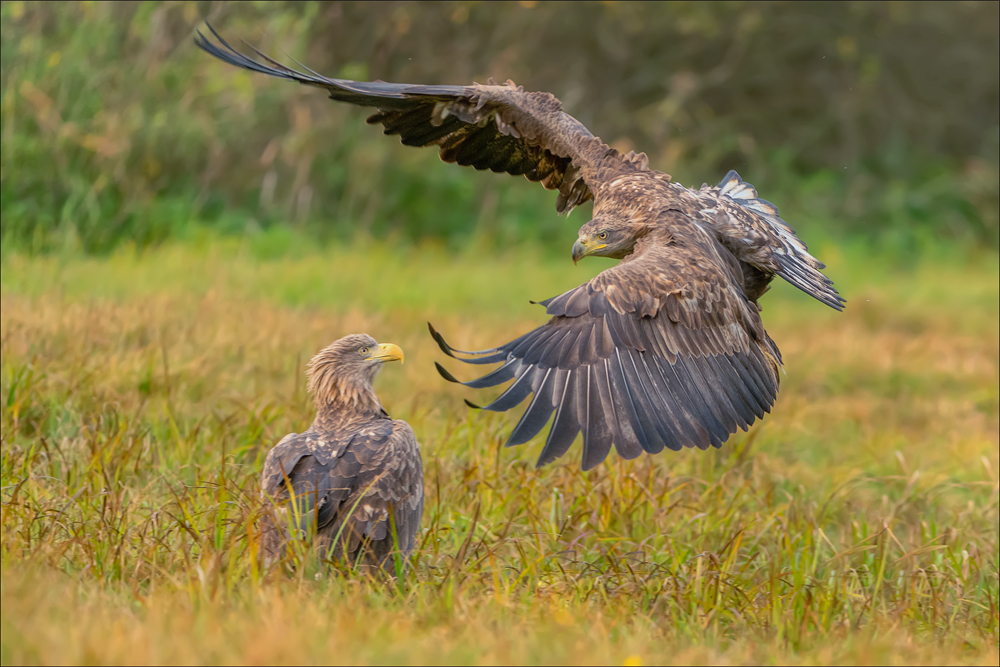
xmin=198 ymin=27 xmax=844 ymax=471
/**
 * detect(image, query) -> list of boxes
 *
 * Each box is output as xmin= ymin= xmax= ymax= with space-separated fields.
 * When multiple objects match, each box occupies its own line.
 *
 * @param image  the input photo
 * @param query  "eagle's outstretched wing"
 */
xmin=260 ymin=420 xmax=423 ymax=571
xmin=432 ymin=210 xmax=782 ymax=470
xmin=195 ymin=24 xmax=649 ymax=214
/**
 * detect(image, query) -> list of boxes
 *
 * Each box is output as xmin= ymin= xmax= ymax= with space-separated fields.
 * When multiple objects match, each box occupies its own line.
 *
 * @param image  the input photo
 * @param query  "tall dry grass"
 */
xmin=1 ymin=241 xmax=997 ymax=664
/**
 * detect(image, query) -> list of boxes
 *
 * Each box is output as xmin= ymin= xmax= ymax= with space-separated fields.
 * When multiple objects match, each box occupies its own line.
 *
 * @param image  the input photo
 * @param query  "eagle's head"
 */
xmin=306 ymin=333 xmax=404 ymax=412
xmin=572 ymin=216 xmax=646 ymax=263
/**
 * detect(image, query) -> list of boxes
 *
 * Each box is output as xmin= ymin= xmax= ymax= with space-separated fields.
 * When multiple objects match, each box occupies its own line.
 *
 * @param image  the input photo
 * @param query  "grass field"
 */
xmin=1 ymin=236 xmax=998 ymax=664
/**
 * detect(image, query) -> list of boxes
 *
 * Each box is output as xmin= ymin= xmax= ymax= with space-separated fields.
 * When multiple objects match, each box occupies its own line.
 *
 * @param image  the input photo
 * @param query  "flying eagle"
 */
xmin=260 ymin=334 xmax=423 ymax=572
xmin=197 ymin=27 xmax=844 ymax=471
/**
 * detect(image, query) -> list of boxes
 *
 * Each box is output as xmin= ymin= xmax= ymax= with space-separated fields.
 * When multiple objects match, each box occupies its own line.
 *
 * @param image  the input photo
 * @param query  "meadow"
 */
xmin=1 ymin=235 xmax=997 ymax=664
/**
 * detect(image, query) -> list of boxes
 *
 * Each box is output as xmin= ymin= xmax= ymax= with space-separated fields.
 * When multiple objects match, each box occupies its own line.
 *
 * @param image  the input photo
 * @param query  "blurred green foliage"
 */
xmin=1 ymin=1 xmax=998 ymax=254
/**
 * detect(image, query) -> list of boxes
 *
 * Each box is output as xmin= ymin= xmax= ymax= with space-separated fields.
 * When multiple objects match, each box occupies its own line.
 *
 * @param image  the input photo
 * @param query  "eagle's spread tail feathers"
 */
xmin=716 ymin=170 xmax=845 ymax=311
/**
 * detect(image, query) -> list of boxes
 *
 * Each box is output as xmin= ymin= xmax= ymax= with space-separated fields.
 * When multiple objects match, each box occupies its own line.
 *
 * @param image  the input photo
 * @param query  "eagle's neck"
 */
xmin=312 ymin=380 xmax=384 ymax=426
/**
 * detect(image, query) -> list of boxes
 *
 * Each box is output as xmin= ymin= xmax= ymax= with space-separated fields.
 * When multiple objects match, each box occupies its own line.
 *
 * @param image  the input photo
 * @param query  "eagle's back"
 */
xmin=259 ymin=415 xmax=423 ymax=573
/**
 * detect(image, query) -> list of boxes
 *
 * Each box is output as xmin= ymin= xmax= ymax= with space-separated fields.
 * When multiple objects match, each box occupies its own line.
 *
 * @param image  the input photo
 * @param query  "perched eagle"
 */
xmin=260 ymin=334 xmax=423 ymax=573
xmin=197 ymin=27 xmax=844 ymax=471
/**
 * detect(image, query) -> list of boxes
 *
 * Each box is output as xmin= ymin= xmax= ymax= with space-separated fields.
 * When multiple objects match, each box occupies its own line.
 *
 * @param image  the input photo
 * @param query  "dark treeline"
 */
xmin=2 ymin=1 xmax=997 ymax=253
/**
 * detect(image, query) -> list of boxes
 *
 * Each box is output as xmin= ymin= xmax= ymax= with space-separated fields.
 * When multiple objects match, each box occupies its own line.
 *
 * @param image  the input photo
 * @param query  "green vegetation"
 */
xmin=2 ymin=1 xmax=998 ymax=254
xmin=1 ymin=239 xmax=997 ymax=664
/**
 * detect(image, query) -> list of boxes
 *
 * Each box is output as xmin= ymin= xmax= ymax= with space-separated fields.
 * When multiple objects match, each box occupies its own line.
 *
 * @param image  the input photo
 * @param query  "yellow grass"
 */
xmin=1 ymin=240 xmax=997 ymax=664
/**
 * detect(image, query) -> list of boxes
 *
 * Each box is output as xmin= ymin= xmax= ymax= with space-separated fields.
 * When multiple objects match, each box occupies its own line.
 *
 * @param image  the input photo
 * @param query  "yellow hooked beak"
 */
xmin=366 ymin=342 xmax=405 ymax=365
xmin=571 ymin=236 xmax=607 ymax=264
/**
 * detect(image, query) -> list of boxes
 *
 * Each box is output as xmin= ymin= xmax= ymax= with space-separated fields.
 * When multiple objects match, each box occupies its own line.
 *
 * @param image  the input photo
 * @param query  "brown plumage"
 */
xmin=197 ymin=27 xmax=844 ymax=470
xmin=260 ymin=334 xmax=423 ymax=572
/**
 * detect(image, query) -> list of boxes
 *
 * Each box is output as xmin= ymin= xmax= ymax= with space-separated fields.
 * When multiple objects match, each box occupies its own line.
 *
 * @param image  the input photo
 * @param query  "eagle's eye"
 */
xmin=359 ymin=346 xmax=370 ymax=356
xmin=598 ymin=231 xmax=609 ymax=241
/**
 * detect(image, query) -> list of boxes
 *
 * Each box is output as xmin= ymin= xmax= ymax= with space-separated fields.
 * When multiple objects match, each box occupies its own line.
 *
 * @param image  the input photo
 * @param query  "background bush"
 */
xmin=2 ymin=1 xmax=997 ymax=254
